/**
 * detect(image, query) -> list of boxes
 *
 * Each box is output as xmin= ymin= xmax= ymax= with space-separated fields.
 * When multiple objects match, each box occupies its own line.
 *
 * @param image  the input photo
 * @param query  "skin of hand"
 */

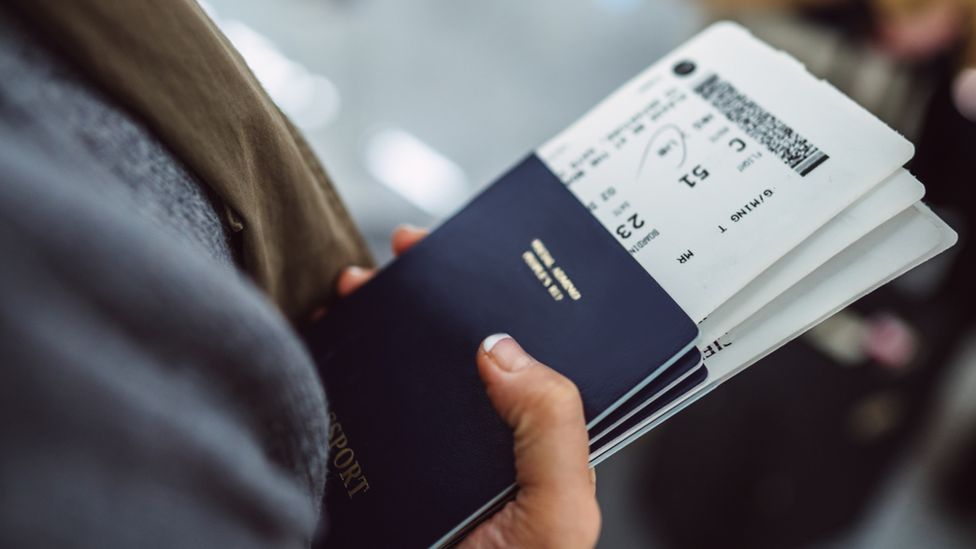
xmin=334 ymin=225 xmax=601 ymax=549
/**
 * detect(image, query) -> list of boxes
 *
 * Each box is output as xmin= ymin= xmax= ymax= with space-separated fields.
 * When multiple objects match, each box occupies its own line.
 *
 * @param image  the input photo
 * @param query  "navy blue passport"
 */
xmin=589 ymin=348 xmax=702 ymax=443
xmin=304 ymin=155 xmax=697 ymax=547
xmin=591 ymin=365 xmax=709 ymax=459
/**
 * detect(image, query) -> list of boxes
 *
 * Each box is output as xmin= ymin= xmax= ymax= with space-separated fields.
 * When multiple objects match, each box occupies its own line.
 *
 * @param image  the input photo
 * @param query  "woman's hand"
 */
xmin=336 ymin=226 xmax=601 ymax=549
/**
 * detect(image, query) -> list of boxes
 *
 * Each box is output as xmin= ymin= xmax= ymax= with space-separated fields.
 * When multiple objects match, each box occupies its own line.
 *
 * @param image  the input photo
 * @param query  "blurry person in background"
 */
xmin=872 ymin=0 xmax=976 ymax=116
xmin=704 ymin=0 xmax=976 ymax=117
xmin=0 ymin=2 xmax=599 ymax=548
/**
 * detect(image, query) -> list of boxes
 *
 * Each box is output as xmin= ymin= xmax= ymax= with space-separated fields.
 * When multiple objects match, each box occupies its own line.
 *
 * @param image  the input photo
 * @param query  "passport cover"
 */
xmin=590 ymin=348 xmax=703 ymax=441
xmin=304 ymin=155 xmax=698 ymax=547
xmin=590 ymin=365 xmax=708 ymax=456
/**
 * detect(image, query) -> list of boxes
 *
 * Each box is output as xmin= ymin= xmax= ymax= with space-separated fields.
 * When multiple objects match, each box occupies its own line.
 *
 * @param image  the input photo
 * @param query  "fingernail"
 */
xmin=396 ymin=223 xmax=425 ymax=233
xmin=483 ymin=333 xmax=511 ymax=353
xmin=483 ymin=334 xmax=531 ymax=372
xmin=345 ymin=265 xmax=367 ymax=276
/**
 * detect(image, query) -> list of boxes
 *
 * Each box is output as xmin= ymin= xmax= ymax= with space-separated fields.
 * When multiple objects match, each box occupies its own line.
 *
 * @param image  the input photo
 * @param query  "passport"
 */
xmin=593 ymin=363 xmax=708 ymax=458
xmin=590 ymin=348 xmax=703 ymax=443
xmin=304 ymin=155 xmax=698 ymax=548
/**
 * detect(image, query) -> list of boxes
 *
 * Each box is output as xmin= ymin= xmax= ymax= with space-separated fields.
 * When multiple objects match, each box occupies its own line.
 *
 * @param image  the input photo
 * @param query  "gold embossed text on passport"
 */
xmin=329 ymin=412 xmax=370 ymax=498
xmin=522 ymin=239 xmax=582 ymax=302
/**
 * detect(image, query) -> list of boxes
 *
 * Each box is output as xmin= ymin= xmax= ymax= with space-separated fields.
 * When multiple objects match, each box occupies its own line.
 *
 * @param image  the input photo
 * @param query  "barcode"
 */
xmin=694 ymin=74 xmax=828 ymax=177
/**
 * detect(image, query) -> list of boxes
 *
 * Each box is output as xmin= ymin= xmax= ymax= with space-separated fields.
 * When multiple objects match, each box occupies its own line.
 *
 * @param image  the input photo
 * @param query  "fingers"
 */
xmin=392 ymin=224 xmax=428 ymax=256
xmin=336 ymin=266 xmax=375 ymax=298
xmin=336 ymin=225 xmax=428 ymax=299
xmin=309 ymin=307 xmax=327 ymax=322
xmin=469 ymin=334 xmax=600 ymax=547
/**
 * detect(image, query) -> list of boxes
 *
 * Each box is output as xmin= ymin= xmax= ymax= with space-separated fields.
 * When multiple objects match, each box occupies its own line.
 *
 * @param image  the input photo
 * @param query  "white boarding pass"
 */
xmin=538 ymin=22 xmax=914 ymax=322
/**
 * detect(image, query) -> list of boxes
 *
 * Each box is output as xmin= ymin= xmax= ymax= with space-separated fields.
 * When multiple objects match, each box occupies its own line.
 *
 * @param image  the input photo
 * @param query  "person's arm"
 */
xmin=337 ymin=226 xmax=601 ymax=548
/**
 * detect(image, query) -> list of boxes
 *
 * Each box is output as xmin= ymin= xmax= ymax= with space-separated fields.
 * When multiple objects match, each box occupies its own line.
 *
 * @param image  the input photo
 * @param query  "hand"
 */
xmin=460 ymin=334 xmax=601 ymax=548
xmin=336 ymin=226 xmax=601 ymax=549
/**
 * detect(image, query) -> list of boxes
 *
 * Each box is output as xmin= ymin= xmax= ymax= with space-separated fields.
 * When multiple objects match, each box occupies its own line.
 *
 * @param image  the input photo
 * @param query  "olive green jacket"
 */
xmin=9 ymin=0 xmax=374 ymax=321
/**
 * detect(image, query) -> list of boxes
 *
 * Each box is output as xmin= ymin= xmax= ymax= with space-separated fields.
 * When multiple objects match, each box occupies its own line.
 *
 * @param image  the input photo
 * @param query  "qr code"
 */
xmin=694 ymin=74 xmax=828 ymax=177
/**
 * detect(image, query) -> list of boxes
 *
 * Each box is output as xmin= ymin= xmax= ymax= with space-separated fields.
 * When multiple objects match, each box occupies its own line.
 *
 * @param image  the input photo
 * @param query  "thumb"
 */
xmin=467 ymin=334 xmax=599 ymax=547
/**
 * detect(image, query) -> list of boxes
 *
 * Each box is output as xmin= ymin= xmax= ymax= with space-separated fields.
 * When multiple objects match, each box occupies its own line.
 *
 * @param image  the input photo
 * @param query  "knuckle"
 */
xmin=525 ymin=376 xmax=583 ymax=425
xmin=579 ymin=498 xmax=602 ymax=546
xmin=545 ymin=375 xmax=583 ymax=410
xmin=538 ymin=497 xmax=602 ymax=549
xmin=511 ymin=495 xmax=601 ymax=549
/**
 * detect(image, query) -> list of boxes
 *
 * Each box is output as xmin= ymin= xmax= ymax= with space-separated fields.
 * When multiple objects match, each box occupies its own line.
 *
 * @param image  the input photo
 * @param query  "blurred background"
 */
xmin=201 ymin=0 xmax=976 ymax=547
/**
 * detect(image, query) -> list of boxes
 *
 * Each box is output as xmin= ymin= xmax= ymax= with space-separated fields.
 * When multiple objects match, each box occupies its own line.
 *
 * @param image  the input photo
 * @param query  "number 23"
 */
xmin=616 ymin=214 xmax=645 ymax=239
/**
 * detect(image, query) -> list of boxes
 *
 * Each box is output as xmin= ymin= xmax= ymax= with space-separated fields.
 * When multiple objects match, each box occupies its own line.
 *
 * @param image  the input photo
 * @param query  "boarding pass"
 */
xmin=537 ymin=22 xmax=914 ymax=322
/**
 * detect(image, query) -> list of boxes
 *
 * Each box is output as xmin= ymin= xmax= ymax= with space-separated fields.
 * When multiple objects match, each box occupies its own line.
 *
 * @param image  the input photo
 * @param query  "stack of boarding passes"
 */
xmin=534 ymin=22 xmax=957 ymax=464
